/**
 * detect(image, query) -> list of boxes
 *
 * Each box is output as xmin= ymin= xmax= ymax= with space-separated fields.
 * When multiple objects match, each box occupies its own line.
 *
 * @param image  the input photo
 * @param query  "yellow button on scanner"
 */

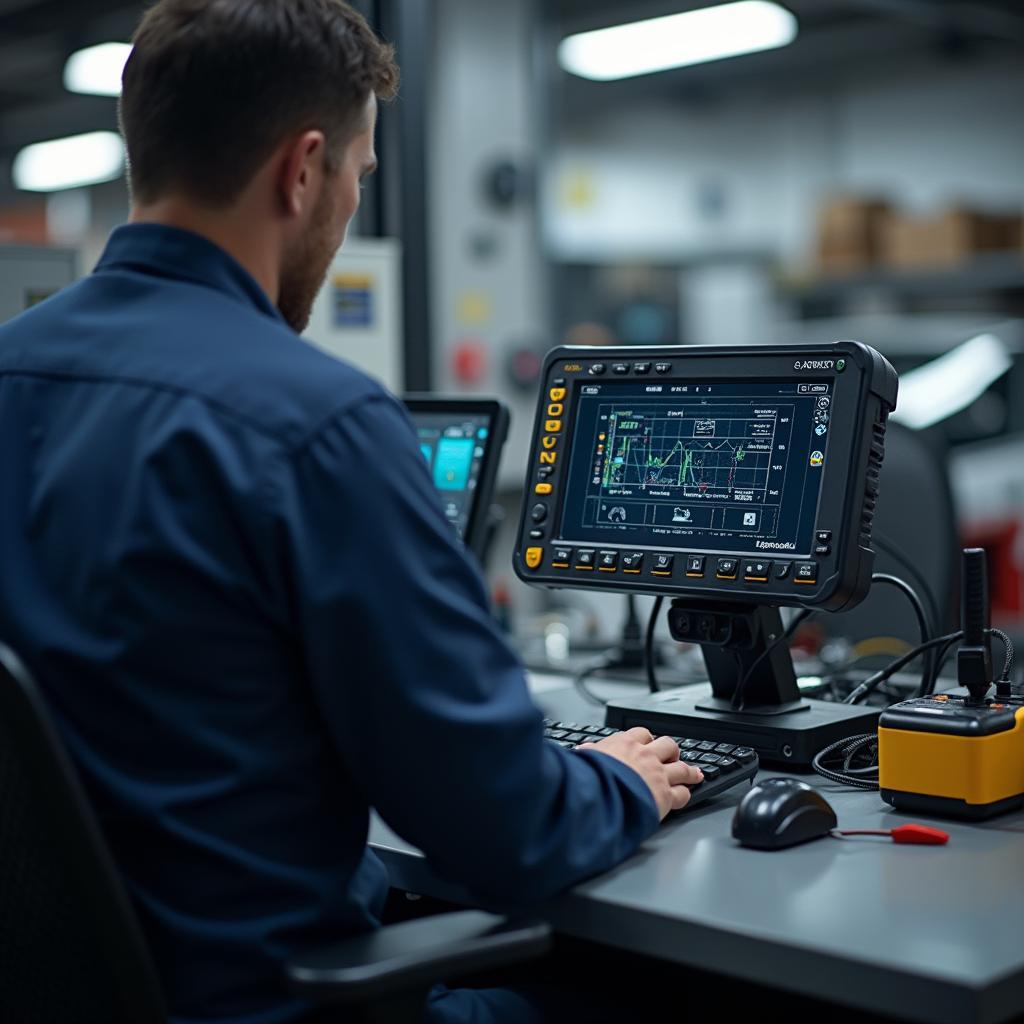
xmin=547 ymin=403 xmax=564 ymax=417
xmin=545 ymin=419 xmax=562 ymax=433
xmin=535 ymin=483 xmax=553 ymax=495
xmin=542 ymin=436 xmax=557 ymax=449
xmin=549 ymin=387 xmax=566 ymax=402
xmin=525 ymin=547 xmax=543 ymax=570
xmin=539 ymin=452 xmax=557 ymax=465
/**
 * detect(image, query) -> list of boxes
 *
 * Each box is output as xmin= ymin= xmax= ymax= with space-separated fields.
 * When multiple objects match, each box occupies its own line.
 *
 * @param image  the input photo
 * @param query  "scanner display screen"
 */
xmin=412 ymin=412 xmax=492 ymax=541
xmin=558 ymin=379 xmax=832 ymax=558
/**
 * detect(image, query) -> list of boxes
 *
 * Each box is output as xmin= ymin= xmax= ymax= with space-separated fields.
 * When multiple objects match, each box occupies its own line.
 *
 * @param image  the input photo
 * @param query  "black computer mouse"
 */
xmin=731 ymin=778 xmax=837 ymax=850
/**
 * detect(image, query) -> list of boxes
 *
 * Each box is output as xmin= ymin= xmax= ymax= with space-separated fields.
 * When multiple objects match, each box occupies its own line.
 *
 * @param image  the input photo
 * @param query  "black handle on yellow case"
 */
xmin=958 ymin=548 xmax=993 ymax=705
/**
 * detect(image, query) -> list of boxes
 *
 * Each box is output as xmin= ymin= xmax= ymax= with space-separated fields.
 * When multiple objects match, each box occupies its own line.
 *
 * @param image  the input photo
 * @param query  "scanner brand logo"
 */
xmin=794 ymin=359 xmax=835 ymax=371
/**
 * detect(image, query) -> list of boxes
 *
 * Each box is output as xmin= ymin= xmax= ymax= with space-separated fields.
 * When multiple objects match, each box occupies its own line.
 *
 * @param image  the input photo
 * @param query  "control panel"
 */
xmin=514 ymin=342 xmax=898 ymax=612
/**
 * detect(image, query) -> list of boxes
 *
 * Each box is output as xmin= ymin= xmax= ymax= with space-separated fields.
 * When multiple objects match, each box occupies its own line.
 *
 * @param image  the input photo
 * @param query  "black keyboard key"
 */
xmin=549 ymin=721 xmax=757 ymax=812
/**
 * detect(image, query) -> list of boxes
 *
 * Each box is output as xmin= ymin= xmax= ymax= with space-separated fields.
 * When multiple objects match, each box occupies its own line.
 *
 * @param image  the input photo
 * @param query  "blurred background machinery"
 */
xmin=1 ymin=0 xmax=1022 ymax=667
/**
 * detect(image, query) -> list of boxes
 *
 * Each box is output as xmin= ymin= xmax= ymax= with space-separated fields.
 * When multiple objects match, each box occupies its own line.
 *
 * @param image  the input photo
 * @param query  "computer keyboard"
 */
xmin=544 ymin=719 xmax=758 ymax=812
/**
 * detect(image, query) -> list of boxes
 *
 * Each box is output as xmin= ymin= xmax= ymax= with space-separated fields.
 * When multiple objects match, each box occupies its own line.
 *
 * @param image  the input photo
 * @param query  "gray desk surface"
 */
xmin=370 ymin=674 xmax=1024 ymax=1024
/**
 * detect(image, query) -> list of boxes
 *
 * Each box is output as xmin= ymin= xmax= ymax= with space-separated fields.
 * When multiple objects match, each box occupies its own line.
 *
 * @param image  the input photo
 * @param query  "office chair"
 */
xmin=0 ymin=643 xmax=551 ymax=1024
xmin=824 ymin=421 xmax=959 ymax=671
xmin=0 ymin=642 xmax=166 ymax=1024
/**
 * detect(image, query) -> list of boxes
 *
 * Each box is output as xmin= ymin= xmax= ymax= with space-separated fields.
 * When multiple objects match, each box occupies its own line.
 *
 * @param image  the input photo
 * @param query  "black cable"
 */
xmin=913 ymin=628 xmax=1013 ymax=697
xmin=845 ymin=631 xmax=963 ymax=704
xmin=990 ymin=627 xmax=1014 ymax=683
xmin=731 ymin=608 xmax=814 ymax=711
xmin=730 ymin=573 xmax=926 ymax=711
xmin=645 ymin=596 xmax=664 ymax=693
xmin=572 ymin=657 xmax=614 ymax=706
xmin=931 ymin=628 xmax=1012 ymax=695
xmin=816 ymin=572 xmax=932 ymax=698
xmin=869 ymin=573 xmax=932 ymax=696
xmin=812 ymin=733 xmax=879 ymax=790
xmin=926 ymin=634 xmax=961 ymax=694
xmin=874 ymin=533 xmax=942 ymax=637
xmin=817 ymin=629 xmax=1017 ymax=789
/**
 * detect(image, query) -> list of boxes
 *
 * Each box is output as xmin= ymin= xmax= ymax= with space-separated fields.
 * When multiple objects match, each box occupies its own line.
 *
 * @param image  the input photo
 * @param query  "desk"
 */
xmin=370 ymin=674 xmax=1024 ymax=1024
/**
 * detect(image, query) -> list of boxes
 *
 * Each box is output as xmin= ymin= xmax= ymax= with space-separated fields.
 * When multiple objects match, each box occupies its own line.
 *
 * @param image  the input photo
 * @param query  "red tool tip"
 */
xmin=890 ymin=824 xmax=949 ymax=845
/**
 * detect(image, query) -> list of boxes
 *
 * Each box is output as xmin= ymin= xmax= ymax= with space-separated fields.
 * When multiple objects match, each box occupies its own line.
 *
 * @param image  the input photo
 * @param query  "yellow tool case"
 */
xmin=879 ymin=696 xmax=1024 ymax=820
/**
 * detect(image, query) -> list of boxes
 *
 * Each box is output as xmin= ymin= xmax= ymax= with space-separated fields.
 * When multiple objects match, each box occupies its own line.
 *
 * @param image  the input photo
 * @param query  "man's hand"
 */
xmin=577 ymin=728 xmax=704 ymax=819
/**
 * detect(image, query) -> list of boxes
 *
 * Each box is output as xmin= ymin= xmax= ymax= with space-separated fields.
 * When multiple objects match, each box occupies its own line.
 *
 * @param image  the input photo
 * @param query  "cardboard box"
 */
xmin=880 ymin=206 xmax=1024 ymax=270
xmin=816 ymin=196 xmax=893 ymax=276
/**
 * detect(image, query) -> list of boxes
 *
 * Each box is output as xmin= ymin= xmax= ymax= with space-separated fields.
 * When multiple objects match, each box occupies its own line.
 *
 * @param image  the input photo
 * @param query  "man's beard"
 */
xmin=277 ymin=190 xmax=340 ymax=333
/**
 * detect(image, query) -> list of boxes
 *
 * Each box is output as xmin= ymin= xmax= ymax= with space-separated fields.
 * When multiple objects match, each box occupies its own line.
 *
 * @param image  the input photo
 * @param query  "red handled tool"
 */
xmin=831 ymin=824 xmax=949 ymax=845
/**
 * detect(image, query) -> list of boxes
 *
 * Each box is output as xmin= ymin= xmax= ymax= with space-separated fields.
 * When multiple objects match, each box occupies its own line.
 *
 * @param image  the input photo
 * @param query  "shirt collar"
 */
xmin=95 ymin=223 xmax=286 ymax=325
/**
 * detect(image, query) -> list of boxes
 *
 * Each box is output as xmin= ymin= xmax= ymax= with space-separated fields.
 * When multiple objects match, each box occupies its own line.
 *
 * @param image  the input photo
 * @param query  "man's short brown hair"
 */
xmin=120 ymin=0 xmax=399 ymax=206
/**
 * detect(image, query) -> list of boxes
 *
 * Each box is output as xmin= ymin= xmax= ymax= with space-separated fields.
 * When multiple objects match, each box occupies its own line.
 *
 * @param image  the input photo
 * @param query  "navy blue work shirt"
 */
xmin=0 ymin=224 xmax=658 ymax=1024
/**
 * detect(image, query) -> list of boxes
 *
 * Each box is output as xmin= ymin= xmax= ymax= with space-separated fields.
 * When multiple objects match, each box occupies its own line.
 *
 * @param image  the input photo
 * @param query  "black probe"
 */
xmin=958 ymin=548 xmax=993 ymax=706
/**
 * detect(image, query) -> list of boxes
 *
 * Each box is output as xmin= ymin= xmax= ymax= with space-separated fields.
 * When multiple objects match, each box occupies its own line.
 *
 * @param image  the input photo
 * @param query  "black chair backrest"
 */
xmin=0 ymin=643 xmax=166 ymax=1024
xmin=825 ymin=421 xmax=959 ymax=652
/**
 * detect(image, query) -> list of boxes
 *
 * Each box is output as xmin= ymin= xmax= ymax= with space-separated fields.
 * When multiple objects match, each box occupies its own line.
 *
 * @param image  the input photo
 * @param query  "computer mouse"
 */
xmin=731 ymin=778 xmax=837 ymax=850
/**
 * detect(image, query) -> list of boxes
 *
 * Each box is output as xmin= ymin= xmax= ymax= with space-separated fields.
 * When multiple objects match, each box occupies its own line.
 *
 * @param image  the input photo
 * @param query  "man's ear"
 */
xmin=277 ymin=130 xmax=327 ymax=218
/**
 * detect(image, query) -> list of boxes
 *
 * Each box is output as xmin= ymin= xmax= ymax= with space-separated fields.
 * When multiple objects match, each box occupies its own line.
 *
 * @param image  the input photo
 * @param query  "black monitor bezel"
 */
xmin=513 ymin=342 xmax=897 ymax=612
xmin=403 ymin=395 xmax=510 ymax=560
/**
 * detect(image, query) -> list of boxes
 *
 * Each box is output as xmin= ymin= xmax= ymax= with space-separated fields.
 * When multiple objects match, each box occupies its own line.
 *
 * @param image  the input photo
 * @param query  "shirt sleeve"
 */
xmin=273 ymin=390 xmax=659 ymax=905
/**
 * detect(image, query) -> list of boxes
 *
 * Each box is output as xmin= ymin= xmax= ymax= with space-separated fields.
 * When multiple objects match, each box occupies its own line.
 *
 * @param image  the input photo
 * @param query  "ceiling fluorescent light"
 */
xmin=559 ymin=1 xmax=798 ymax=81
xmin=63 ymin=41 xmax=132 ymax=96
xmin=13 ymin=132 xmax=125 ymax=192
xmin=890 ymin=333 xmax=1012 ymax=431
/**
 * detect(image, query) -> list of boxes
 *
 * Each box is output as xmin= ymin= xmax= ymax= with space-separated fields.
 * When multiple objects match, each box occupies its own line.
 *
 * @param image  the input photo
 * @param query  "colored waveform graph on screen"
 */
xmin=600 ymin=410 xmax=773 ymax=499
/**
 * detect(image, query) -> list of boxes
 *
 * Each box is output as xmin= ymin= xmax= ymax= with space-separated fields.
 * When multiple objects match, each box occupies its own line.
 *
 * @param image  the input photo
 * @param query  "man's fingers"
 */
xmin=669 ymin=782 xmax=694 ymax=811
xmin=665 ymin=759 xmax=704 ymax=786
xmin=623 ymin=727 xmax=654 ymax=744
xmin=649 ymin=735 xmax=682 ymax=763
xmin=575 ymin=727 xmax=705 ymax=818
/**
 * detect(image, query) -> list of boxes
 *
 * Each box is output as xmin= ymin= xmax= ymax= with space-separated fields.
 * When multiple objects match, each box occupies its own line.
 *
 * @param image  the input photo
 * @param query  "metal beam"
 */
xmin=842 ymin=0 xmax=1024 ymax=43
xmin=380 ymin=0 xmax=433 ymax=392
xmin=348 ymin=0 xmax=387 ymax=240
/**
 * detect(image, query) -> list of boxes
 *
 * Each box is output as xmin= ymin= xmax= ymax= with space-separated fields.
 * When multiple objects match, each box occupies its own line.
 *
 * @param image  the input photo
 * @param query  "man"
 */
xmin=0 ymin=2 xmax=702 ymax=1021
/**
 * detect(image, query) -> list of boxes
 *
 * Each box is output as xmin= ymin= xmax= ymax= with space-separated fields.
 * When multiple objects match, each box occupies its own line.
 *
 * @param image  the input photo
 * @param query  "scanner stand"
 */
xmin=669 ymin=602 xmax=807 ymax=715
xmin=604 ymin=599 xmax=880 ymax=767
